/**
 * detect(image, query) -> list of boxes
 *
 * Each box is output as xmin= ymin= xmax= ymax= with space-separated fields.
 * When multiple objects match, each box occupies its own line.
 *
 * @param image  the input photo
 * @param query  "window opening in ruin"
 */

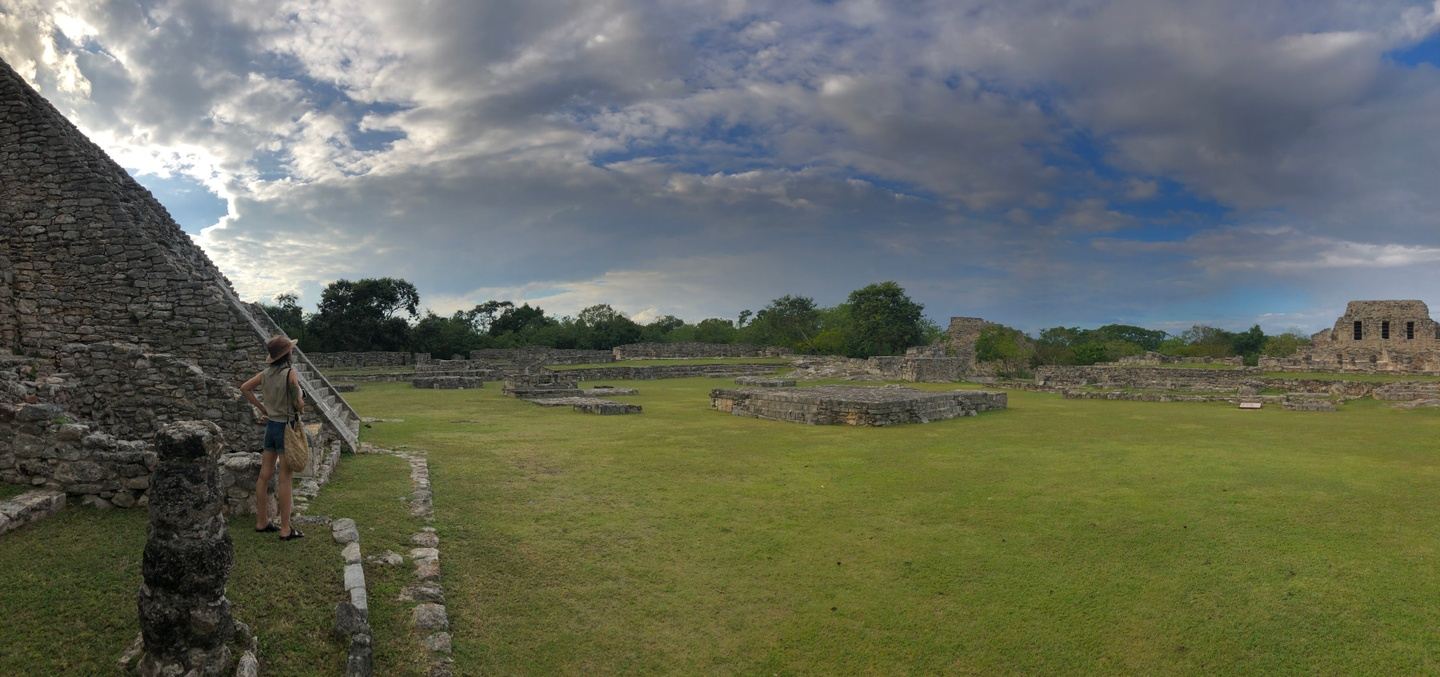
xmin=1408 ymin=322 xmax=1416 ymax=340
xmin=1382 ymin=321 xmax=1391 ymax=340
xmin=1353 ymin=321 xmax=1363 ymax=340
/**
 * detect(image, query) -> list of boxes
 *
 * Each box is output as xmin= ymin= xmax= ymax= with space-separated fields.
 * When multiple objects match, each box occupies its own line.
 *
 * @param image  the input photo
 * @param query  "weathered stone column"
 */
xmin=136 ymin=421 xmax=247 ymax=676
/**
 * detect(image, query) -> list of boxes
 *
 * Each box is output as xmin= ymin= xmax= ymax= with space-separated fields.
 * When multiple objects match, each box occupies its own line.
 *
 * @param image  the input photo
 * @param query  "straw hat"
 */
xmin=265 ymin=335 xmax=297 ymax=363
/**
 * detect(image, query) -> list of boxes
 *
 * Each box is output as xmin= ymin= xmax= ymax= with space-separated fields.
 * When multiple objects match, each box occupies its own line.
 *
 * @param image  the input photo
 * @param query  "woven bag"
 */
xmin=284 ymin=415 xmax=310 ymax=473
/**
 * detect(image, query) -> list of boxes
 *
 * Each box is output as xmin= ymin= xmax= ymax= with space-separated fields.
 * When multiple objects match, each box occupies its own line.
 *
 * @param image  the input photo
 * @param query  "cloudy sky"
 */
xmin=4 ymin=0 xmax=1440 ymax=333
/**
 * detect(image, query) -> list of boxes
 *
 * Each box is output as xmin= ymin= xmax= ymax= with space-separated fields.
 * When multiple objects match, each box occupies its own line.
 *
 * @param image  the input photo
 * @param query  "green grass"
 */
xmin=345 ymin=379 xmax=1440 ymax=674
xmin=550 ymin=357 xmax=793 ymax=370
xmin=0 ymin=453 xmax=425 ymax=676
xmin=0 ymin=482 xmax=30 ymax=500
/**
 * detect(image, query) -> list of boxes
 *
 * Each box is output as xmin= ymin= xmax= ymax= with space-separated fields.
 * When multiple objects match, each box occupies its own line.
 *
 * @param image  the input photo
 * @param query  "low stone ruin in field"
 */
xmin=711 ymin=386 xmax=1006 ymax=426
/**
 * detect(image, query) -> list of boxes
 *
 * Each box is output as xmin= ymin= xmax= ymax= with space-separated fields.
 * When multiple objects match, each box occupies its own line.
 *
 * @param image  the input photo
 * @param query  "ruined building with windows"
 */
xmin=1262 ymin=300 xmax=1440 ymax=373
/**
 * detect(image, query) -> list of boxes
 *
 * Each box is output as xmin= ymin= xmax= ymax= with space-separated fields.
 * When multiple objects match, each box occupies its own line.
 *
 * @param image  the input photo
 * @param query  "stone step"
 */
xmin=0 ymin=489 xmax=66 ymax=536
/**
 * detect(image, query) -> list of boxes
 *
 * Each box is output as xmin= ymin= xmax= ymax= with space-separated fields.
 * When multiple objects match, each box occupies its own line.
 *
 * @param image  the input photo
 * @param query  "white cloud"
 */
xmin=4 ymin=0 xmax=1440 ymax=336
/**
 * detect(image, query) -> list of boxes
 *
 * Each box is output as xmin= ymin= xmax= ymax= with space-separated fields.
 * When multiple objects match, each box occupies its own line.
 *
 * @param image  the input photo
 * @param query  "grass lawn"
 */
xmin=0 ymin=482 xmax=30 ymax=500
xmin=344 ymin=379 xmax=1440 ymax=674
xmin=0 ymin=452 xmax=425 ymax=675
xmin=550 ymin=356 xmax=794 ymax=370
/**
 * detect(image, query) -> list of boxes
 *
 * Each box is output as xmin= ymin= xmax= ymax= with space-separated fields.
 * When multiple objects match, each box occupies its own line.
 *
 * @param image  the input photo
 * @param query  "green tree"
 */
xmin=306 ymin=278 xmax=419 ymax=351
xmin=1263 ymin=330 xmax=1312 ymax=358
xmin=743 ymin=295 xmax=821 ymax=349
xmin=1231 ymin=324 xmax=1267 ymax=365
xmin=693 ymin=318 xmax=738 ymax=344
xmin=642 ymin=315 xmax=686 ymax=342
xmin=574 ymin=304 xmax=643 ymax=349
xmin=1091 ymin=324 xmax=1168 ymax=351
xmin=975 ymin=324 xmax=1035 ymax=376
xmin=489 ymin=303 xmax=553 ymax=336
xmin=259 ymin=293 xmax=307 ymax=344
xmin=410 ymin=311 xmax=483 ymax=358
xmin=841 ymin=281 xmax=927 ymax=357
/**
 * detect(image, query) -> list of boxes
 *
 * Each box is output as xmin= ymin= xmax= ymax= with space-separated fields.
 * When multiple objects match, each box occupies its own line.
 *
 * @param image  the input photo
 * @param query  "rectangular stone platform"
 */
xmin=711 ymin=386 xmax=1006 ymax=426
xmin=412 ymin=376 xmax=484 ymax=389
xmin=524 ymin=396 xmax=641 ymax=415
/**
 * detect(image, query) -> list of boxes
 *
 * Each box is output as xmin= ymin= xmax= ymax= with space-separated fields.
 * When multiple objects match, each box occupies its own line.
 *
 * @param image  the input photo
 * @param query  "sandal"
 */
xmin=254 ymin=523 xmax=280 ymax=533
xmin=280 ymin=528 xmax=305 ymax=541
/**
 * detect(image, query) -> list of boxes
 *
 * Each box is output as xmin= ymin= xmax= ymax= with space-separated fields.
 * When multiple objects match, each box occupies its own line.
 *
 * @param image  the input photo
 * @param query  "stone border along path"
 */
xmin=331 ymin=517 xmax=375 ymax=676
xmin=0 ymin=489 xmax=65 ymax=537
xmin=369 ymin=445 xmax=454 ymax=677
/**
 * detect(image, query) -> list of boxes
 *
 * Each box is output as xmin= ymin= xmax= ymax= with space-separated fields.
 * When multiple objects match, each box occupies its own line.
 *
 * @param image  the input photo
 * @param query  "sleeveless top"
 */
xmin=260 ymin=364 xmax=301 ymax=422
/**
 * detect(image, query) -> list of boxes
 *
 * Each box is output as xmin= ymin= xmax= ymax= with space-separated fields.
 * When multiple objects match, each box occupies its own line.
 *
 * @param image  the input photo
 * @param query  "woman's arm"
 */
xmin=239 ymin=373 xmax=265 ymax=418
xmin=289 ymin=368 xmax=305 ymax=414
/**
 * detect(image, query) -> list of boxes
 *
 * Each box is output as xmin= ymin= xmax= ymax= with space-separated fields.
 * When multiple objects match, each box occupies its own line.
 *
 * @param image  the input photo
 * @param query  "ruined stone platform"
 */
xmin=588 ymin=385 xmax=638 ymax=396
xmin=735 ymin=376 xmax=796 ymax=387
xmin=524 ymin=396 xmax=642 ymax=415
xmin=413 ymin=376 xmax=484 ymax=389
xmin=711 ymin=386 xmax=1006 ymax=426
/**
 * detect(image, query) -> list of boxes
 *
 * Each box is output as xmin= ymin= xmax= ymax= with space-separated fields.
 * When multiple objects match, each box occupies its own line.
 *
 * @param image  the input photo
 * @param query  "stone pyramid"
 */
xmin=0 ymin=56 xmax=358 ymax=456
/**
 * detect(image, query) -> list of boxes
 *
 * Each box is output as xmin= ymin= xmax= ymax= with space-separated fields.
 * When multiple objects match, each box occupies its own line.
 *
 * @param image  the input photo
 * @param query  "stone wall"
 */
xmin=57 ymin=342 xmax=255 ymax=447
xmin=1112 ymin=352 xmax=1244 ymax=367
xmin=610 ymin=342 xmax=789 ymax=360
xmin=307 ymin=352 xmax=418 ymax=369
xmin=787 ymin=355 xmax=970 ymax=382
xmin=0 ymin=400 xmax=155 ymax=509
xmin=469 ymin=348 xmax=614 ymax=365
xmin=1034 ymin=365 xmax=1263 ymax=392
xmin=564 ymin=363 xmax=781 ymax=381
xmin=412 ymin=376 xmax=485 ymax=390
xmin=711 ymin=386 xmax=1007 ymax=426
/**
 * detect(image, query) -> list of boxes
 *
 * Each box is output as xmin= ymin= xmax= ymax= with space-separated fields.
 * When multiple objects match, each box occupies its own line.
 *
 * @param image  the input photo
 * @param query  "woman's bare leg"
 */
xmin=278 ymin=461 xmax=294 ymax=536
xmin=255 ymin=450 xmax=277 ymax=529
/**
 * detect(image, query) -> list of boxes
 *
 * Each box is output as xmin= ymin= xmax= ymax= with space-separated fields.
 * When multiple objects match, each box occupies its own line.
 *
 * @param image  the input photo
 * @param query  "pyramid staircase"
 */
xmin=217 ymin=288 xmax=361 ymax=453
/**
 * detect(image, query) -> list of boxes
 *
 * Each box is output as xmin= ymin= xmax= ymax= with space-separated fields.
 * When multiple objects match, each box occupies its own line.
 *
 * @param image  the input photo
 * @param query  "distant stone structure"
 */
xmin=1112 ymin=352 xmax=1243 ymax=367
xmin=412 ymin=375 xmax=485 ymax=390
xmin=786 ymin=355 xmax=968 ymax=383
xmin=1262 ymin=300 xmax=1440 ymax=373
xmin=502 ymin=371 xmax=582 ymax=399
xmin=711 ymin=386 xmax=1006 ymax=426
xmin=611 ymin=342 xmax=790 ymax=360
xmin=470 ymin=347 xmax=614 ymax=365
xmin=0 ymin=56 xmax=358 ymax=506
xmin=306 ymin=351 xmax=418 ymax=370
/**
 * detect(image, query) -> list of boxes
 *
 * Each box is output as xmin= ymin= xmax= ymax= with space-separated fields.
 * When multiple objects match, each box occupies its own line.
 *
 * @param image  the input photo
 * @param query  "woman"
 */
xmin=239 ymin=335 xmax=305 ymax=540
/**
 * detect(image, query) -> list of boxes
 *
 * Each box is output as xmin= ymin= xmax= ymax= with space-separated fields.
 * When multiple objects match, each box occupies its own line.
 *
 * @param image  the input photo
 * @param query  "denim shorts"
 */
xmin=263 ymin=420 xmax=288 ymax=453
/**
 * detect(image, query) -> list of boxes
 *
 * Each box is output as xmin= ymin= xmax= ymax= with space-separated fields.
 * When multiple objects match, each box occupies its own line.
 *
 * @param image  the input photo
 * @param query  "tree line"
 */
xmin=976 ymin=322 xmax=1312 ymax=373
xmin=259 ymin=278 xmax=940 ymax=359
xmin=260 ymin=277 xmax=1313 ymax=367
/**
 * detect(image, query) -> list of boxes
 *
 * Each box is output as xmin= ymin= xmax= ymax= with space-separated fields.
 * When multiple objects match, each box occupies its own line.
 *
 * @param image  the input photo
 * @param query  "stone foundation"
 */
xmin=611 ymin=342 xmax=789 ymax=360
xmin=735 ymin=376 xmax=795 ymax=387
xmin=711 ymin=386 xmax=1006 ymax=426
xmin=306 ymin=352 xmax=418 ymax=369
xmin=565 ymin=363 xmax=780 ymax=381
xmin=412 ymin=376 xmax=485 ymax=390
xmin=502 ymin=371 xmax=581 ymax=398
xmin=469 ymin=348 xmax=614 ymax=365
xmin=786 ymin=356 xmax=969 ymax=382
xmin=526 ymin=396 xmax=642 ymax=415
xmin=587 ymin=386 xmax=638 ymax=395
xmin=0 ymin=489 xmax=65 ymax=536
